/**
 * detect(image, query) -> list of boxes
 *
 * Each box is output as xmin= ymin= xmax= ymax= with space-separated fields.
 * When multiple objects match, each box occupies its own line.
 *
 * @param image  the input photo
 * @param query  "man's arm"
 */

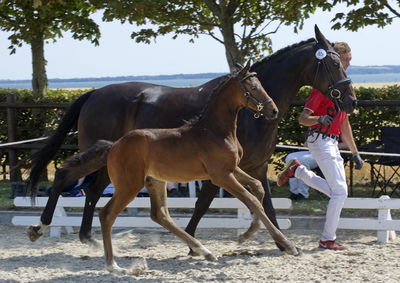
xmin=340 ymin=116 xmax=357 ymax=153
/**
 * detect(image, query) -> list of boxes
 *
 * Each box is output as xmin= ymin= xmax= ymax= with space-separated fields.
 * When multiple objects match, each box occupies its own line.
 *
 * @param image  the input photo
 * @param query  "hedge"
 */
xmin=1 ymin=85 xmax=400 ymax=177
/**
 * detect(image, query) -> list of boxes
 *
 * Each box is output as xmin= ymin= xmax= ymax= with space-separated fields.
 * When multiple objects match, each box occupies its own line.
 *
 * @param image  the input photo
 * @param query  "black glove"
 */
xmin=352 ymin=152 xmax=363 ymax=170
xmin=317 ymin=115 xmax=334 ymax=126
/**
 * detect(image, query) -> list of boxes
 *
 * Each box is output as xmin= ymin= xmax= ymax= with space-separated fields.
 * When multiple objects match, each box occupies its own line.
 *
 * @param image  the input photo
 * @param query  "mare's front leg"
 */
xmin=211 ymin=171 xmax=299 ymax=256
xmin=28 ymin=168 xmax=82 ymax=241
xmin=185 ymin=180 xmax=219 ymax=237
xmin=146 ymin=177 xmax=216 ymax=261
xmin=79 ymin=167 xmax=109 ymax=246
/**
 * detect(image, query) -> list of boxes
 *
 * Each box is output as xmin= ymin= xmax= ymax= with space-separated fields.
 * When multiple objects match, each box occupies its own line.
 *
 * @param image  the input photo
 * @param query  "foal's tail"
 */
xmin=26 ymin=90 xmax=95 ymax=196
xmin=56 ymin=140 xmax=113 ymax=186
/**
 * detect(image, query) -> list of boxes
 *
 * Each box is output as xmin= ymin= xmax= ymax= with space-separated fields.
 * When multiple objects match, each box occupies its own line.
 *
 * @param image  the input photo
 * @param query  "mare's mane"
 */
xmin=252 ymin=38 xmax=316 ymax=68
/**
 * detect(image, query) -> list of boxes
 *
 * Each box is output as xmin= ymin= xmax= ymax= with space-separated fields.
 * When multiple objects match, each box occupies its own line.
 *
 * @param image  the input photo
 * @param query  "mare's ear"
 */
xmin=314 ymin=24 xmax=329 ymax=48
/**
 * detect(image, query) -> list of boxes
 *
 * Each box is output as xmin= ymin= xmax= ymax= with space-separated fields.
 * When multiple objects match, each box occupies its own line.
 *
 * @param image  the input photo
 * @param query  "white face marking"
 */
xmin=315 ymin=49 xmax=327 ymax=60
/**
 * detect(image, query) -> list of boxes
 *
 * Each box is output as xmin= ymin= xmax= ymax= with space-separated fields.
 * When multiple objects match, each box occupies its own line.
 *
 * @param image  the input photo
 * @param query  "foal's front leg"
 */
xmin=233 ymin=168 xmax=264 ymax=243
xmin=212 ymin=172 xmax=299 ymax=256
xmin=145 ymin=177 xmax=216 ymax=261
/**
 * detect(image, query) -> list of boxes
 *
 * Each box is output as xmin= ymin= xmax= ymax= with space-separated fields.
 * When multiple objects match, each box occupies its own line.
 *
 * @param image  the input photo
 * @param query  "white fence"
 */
xmin=338 ymin=195 xmax=400 ymax=243
xmin=12 ymin=197 xmax=292 ymax=237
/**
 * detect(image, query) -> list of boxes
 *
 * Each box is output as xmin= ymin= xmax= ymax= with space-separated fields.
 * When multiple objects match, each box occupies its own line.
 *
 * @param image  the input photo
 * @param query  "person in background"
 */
xmin=277 ymin=42 xmax=363 ymax=250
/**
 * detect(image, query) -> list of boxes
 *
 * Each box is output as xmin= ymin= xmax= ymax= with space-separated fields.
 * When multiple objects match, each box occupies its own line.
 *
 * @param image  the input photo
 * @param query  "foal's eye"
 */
xmin=251 ymin=86 xmax=257 ymax=91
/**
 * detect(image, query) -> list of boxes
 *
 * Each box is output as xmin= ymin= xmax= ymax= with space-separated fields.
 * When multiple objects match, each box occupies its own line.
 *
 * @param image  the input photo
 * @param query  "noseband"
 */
xmin=313 ymin=47 xmax=352 ymax=112
xmin=238 ymin=72 xmax=273 ymax=118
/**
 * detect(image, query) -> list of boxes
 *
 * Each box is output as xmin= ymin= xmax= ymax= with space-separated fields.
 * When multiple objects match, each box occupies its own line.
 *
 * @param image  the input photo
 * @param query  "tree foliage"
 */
xmin=96 ymin=0 xmax=333 ymax=70
xmin=0 ymin=0 xmax=101 ymax=97
xmin=331 ymin=0 xmax=400 ymax=31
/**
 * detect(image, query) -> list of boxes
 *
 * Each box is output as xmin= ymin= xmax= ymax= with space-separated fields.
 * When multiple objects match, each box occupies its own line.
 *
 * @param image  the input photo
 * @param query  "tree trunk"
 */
xmin=31 ymin=33 xmax=48 ymax=98
xmin=219 ymin=14 xmax=242 ymax=71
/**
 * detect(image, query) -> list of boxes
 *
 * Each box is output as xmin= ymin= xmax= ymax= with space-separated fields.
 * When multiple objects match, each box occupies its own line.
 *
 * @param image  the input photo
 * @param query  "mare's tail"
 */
xmin=56 ymin=140 xmax=113 ymax=184
xmin=26 ymin=90 xmax=95 ymax=196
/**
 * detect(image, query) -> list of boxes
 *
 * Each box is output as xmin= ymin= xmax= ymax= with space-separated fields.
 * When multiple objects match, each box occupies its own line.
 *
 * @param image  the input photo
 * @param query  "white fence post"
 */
xmin=377 ymin=195 xmax=396 ymax=243
xmin=50 ymin=206 xmax=74 ymax=237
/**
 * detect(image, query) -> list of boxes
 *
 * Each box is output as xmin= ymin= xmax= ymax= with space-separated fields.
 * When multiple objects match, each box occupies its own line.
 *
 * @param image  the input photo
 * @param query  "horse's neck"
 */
xmin=197 ymin=81 xmax=242 ymax=138
xmin=254 ymin=46 xmax=313 ymax=120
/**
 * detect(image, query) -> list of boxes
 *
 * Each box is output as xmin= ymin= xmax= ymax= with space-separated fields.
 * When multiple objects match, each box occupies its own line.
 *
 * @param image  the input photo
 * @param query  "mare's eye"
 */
xmin=251 ymin=85 xmax=257 ymax=91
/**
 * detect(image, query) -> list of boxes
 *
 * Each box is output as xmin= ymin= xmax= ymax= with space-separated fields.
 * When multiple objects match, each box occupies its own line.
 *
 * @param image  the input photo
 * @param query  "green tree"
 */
xmin=96 ymin=0 xmax=332 ymax=71
xmin=0 ymin=0 xmax=100 ymax=98
xmin=331 ymin=0 xmax=400 ymax=31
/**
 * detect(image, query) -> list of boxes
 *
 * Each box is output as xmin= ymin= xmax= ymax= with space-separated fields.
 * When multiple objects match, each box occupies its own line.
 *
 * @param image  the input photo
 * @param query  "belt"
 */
xmin=312 ymin=131 xmax=339 ymax=141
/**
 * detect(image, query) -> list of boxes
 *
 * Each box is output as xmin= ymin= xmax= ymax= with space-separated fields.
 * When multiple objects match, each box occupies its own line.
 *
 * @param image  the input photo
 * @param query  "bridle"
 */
xmin=312 ymin=46 xmax=352 ymax=112
xmin=238 ymin=72 xmax=273 ymax=118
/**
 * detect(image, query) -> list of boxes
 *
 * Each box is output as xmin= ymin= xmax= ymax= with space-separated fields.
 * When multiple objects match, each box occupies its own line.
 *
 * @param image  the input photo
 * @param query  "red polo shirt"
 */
xmin=304 ymin=88 xmax=347 ymax=136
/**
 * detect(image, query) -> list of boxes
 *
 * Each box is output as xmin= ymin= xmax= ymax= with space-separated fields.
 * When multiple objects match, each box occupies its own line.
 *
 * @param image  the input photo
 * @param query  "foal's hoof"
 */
xmin=188 ymin=248 xmax=201 ymax=257
xmin=285 ymin=245 xmax=301 ymax=256
xmin=27 ymin=225 xmax=43 ymax=242
xmin=204 ymin=253 xmax=217 ymax=261
xmin=238 ymin=233 xmax=249 ymax=244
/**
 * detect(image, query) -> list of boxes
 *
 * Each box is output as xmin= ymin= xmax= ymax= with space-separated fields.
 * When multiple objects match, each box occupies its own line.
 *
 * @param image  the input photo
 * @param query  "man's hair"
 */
xmin=333 ymin=42 xmax=351 ymax=55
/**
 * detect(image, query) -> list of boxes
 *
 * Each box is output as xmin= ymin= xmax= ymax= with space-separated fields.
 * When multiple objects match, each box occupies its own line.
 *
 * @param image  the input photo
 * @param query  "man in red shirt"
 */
xmin=277 ymin=42 xmax=363 ymax=250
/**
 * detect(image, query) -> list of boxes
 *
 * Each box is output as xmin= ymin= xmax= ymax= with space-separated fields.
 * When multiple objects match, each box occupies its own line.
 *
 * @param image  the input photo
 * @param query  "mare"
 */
xmin=26 ymin=25 xmax=357 ymax=251
xmin=51 ymin=65 xmax=297 ymax=273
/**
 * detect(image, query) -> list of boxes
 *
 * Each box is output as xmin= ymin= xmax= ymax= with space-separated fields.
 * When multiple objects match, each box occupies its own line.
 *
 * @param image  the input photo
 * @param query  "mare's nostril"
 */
xmin=353 ymin=100 xmax=358 ymax=108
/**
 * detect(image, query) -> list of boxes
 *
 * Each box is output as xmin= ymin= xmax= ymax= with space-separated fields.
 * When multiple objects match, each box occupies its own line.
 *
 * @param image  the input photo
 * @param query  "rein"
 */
xmin=239 ymin=72 xmax=273 ymax=118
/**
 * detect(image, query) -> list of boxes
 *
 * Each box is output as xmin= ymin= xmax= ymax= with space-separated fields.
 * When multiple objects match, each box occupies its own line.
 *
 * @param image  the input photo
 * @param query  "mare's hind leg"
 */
xmin=185 ymin=180 xmax=219 ymax=237
xmin=145 ymin=177 xmax=216 ymax=261
xmin=211 ymin=172 xmax=298 ymax=256
xmin=28 ymin=167 xmax=87 ymax=241
xmin=79 ymin=167 xmax=109 ymax=246
xmin=233 ymin=168 xmax=264 ymax=244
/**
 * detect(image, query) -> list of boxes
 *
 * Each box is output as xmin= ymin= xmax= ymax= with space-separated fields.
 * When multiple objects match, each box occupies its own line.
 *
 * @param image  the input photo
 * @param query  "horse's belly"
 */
xmin=147 ymin=162 xmax=209 ymax=183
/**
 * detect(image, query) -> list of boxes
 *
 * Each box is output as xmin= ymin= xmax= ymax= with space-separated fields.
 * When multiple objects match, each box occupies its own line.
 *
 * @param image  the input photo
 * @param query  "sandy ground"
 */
xmin=0 ymin=224 xmax=399 ymax=282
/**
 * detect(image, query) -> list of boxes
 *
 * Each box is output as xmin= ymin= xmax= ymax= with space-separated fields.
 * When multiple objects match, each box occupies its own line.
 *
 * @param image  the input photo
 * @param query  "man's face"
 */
xmin=340 ymin=51 xmax=352 ymax=71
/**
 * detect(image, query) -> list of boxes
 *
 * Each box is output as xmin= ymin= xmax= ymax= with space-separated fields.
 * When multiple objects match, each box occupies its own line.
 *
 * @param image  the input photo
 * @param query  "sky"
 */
xmin=1 ymin=4 xmax=400 ymax=80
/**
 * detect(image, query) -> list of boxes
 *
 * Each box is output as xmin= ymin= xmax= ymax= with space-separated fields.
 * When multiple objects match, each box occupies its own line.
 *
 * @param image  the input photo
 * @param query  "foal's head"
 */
xmin=235 ymin=63 xmax=279 ymax=120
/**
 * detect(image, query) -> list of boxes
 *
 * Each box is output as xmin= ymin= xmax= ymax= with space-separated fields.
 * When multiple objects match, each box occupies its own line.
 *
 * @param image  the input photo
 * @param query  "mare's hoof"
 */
xmin=27 ymin=225 xmax=43 ymax=242
xmin=204 ymin=253 xmax=217 ymax=261
xmin=188 ymin=249 xmax=201 ymax=257
xmin=80 ymin=237 xmax=101 ymax=249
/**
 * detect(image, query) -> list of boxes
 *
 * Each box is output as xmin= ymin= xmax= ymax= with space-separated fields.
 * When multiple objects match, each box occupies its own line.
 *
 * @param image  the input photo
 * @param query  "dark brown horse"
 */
xmin=26 ymin=26 xmax=356 ymax=250
xmin=53 ymin=65 xmax=297 ymax=273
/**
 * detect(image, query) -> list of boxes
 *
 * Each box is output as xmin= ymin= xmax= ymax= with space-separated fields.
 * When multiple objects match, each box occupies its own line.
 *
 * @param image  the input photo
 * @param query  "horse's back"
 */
xmin=77 ymin=80 xmax=218 ymax=150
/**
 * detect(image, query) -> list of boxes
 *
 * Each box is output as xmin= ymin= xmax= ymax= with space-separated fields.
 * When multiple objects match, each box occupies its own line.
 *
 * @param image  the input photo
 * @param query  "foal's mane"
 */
xmin=252 ymin=38 xmax=316 ymax=68
xmin=186 ymin=73 xmax=235 ymax=126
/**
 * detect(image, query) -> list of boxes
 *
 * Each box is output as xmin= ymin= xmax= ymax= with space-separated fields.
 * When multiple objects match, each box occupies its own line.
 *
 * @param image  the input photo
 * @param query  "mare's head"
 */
xmin=235 ymin=63 xmax=278 ymax=120
xmin=308 ymin=25 xmax=357 ymax=114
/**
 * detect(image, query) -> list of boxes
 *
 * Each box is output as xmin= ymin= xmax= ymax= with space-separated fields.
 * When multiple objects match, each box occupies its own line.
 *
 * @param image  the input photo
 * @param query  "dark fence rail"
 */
xmin=1 ymin=96 xmax=400 ymax=181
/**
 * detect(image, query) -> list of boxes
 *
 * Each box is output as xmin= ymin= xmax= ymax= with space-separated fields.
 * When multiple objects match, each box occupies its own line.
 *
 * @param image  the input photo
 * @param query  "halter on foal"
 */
xmin=64 ymin=64 xmax=297 ymax=272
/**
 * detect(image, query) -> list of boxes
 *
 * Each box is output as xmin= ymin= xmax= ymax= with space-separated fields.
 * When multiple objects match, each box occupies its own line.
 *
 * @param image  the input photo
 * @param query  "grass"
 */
xmin=1 ymin=180 xmax=398 ymax=218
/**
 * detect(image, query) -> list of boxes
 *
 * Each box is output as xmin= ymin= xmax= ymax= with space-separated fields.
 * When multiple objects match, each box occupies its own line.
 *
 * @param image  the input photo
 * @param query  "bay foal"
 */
xmin=57 ymin=64 xmax=298 ymax=272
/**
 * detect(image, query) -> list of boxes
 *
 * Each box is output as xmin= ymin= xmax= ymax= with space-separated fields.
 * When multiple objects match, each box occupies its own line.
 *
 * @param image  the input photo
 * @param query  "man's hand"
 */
xmin=352 ymin=152 xmax=363 ymax=170
xmin=317 ymin=115 xmax=334 ymax=126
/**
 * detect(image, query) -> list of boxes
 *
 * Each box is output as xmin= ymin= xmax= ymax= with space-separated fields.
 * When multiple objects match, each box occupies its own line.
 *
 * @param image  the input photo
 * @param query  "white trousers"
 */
xmin=285 ymin=151 xmax=318 ymax=198
xmin=294 ymin=134 xmax=348 ymax=241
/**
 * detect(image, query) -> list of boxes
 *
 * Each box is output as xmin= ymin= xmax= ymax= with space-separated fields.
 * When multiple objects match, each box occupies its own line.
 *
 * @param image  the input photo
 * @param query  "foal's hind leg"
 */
xmin=145 ymin=177 xmax=216 ymax=261
xmin=211 ymin=172 xmax=299 ymax=256
xmin=233 ymin=168 xmax=264 ymax=243
xmin=99 ymin=180 xmax=143 ymax=273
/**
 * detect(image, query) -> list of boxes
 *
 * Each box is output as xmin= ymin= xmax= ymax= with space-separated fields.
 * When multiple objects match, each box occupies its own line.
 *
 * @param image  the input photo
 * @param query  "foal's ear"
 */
xmin=314 ymin=24 xmax=329 ymax=48
xmin=238 ymin=61 xmax=251 ymax=76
